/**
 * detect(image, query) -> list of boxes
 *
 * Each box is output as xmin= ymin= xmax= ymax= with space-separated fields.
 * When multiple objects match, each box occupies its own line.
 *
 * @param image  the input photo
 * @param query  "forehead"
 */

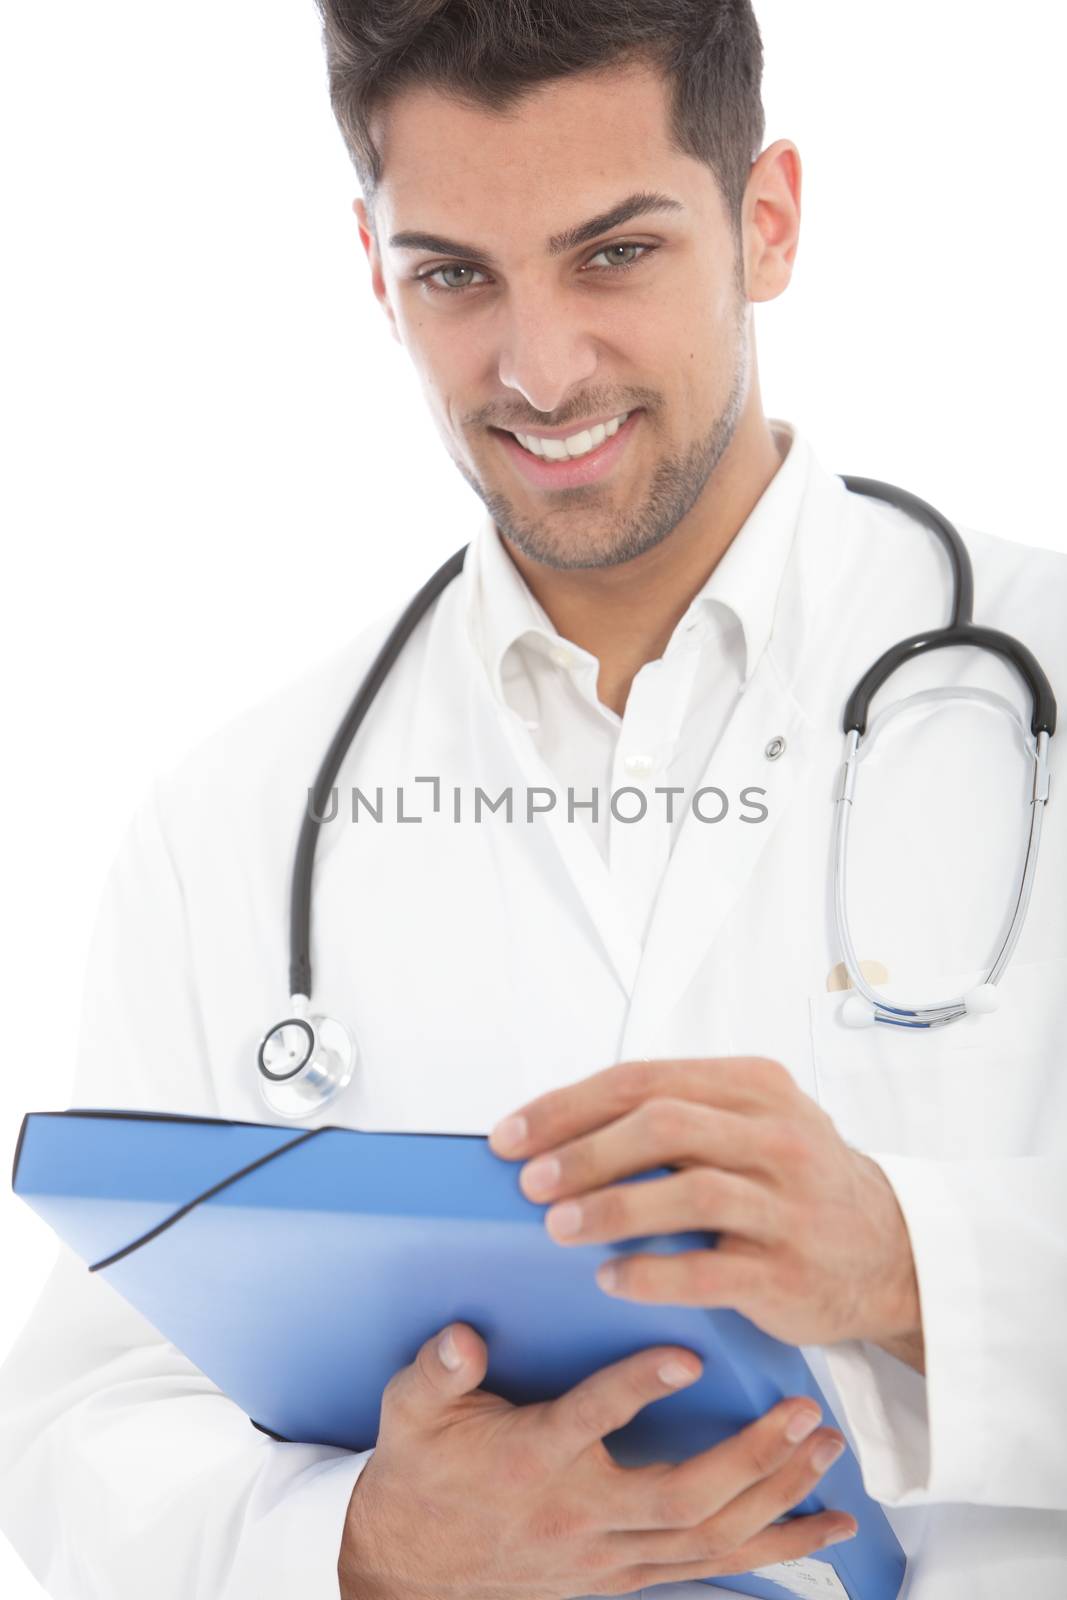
xmin=371 ymin=60 xmax=723 ymax=247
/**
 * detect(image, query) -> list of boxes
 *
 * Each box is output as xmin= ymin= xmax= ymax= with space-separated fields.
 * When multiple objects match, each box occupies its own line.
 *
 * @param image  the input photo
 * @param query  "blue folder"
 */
xmin=12 ymin=1109 xmax=906 ymax=1599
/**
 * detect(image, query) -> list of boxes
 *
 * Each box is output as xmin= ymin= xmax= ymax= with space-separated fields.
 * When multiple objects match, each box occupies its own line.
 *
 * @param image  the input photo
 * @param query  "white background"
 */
xmin=1 ymin=1 xmax=1064 ymax=1591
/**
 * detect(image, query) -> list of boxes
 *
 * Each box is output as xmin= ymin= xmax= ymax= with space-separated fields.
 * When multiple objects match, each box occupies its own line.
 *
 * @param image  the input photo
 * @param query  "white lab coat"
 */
xmin=1 ymin=431 xmax=1066 ymax=1600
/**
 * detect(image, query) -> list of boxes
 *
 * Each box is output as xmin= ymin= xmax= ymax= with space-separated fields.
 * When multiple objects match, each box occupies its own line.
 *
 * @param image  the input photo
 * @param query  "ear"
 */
xmin=741 ymin=139 xmax=802 ymax=305
xmin=354 ymin=196 xmax=402 ymax=344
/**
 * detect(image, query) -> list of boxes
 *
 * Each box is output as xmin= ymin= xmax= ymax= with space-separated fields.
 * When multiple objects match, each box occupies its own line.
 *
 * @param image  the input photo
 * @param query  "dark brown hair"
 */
xmin=312 ymin=0 xmax=765 ymax=229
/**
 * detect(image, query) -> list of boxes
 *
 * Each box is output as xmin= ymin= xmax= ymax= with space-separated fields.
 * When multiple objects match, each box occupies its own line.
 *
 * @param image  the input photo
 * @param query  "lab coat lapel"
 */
xmin=621 ymin=452 xmax=847 ymax=1049
xmin=624 ymin=653 xmax=812 ymax=1039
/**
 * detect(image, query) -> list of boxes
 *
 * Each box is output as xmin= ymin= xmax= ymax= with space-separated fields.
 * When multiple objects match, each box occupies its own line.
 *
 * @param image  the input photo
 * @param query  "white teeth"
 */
xmin=513 ymin=412 xmax=629 ymax=460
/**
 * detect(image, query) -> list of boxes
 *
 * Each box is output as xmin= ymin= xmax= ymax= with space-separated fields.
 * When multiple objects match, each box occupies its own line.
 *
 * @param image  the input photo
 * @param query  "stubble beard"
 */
xmin=456 ymin=311 xmax=751 ymax=572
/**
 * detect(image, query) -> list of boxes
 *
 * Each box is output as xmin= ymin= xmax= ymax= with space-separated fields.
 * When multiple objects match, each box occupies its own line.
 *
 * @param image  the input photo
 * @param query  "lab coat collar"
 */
xmin=463 ymin=418 xmax=813 ymax=704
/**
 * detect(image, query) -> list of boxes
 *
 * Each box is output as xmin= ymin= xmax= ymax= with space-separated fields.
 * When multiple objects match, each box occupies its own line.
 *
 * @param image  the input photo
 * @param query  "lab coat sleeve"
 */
xmin=0 ymin=781 xmax=373 ymax=1599
xmin=819 ymin=1151 xmax=1067 ymax=1510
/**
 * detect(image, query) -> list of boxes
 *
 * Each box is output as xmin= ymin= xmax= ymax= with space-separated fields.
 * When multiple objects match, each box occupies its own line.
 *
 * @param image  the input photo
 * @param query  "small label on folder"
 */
xmin=750 ymin=1555 xmax=851 ymax=1598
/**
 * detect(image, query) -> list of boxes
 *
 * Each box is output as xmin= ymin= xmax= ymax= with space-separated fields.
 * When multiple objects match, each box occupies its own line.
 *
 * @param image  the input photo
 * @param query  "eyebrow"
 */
xmin=388 ymin=190 xmax=685 ymax=268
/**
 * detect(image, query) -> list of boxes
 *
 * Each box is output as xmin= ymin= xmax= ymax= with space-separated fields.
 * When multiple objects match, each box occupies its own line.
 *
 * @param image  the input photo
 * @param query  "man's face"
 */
xmin=358 ymin=60 xmax=757 ymax=571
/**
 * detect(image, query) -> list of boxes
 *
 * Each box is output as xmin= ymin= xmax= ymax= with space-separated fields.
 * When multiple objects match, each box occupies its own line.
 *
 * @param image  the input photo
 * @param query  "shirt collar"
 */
xmin=464 ymin=418 xmax=812 ymax=707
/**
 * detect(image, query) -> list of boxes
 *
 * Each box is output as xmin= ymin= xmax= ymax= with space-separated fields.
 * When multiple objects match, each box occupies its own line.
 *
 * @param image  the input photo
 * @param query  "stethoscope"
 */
xmin=255 ymin=477 xmax=1057 ymax=1118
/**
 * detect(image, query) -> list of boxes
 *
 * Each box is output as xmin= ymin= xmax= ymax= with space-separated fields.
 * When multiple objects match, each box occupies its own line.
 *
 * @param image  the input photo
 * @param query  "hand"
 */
xmin=338 ymin=1321 xmax=857 ymax=1600
xmin=489 ymin=1057 xmax=924 ymax=1365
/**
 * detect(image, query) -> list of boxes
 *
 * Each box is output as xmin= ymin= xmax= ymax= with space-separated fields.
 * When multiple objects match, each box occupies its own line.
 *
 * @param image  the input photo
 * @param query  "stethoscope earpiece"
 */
xmin=962 ymin=983 xmax=1000 ymax=1014
xmin=840 ymin=994 xmax=876 ymax=1028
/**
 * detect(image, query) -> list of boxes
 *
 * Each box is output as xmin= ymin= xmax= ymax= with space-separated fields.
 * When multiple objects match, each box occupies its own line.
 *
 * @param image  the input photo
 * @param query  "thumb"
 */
xmin=408 ymin=1321 xmax=489 ymax=1405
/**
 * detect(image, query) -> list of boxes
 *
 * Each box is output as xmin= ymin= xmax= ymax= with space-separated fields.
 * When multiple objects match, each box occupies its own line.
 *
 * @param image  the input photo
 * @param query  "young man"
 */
xmin=2 ymin=3 xmax=1066 ymax=1598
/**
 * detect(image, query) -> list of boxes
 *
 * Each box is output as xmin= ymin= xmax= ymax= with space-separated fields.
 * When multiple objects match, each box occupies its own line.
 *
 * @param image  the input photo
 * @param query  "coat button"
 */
xmin=623 ymin=752 xmax=655 ymax=776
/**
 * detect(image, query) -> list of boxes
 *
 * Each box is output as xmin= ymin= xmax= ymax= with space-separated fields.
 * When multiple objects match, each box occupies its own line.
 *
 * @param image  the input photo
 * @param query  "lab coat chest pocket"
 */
xmin=807 ymin=956 xmax=1067 ymax=1158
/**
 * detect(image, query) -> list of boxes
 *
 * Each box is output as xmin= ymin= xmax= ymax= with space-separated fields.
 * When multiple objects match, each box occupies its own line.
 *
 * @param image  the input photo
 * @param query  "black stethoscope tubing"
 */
xmin=839 ymin=476 xmax=1056 ymax=739
xmin=286 ymin=476 xmax=1057 ymax=1009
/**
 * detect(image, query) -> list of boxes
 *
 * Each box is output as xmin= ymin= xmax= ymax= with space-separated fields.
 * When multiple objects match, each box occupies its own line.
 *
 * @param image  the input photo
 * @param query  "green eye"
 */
xmin=589 ymin=243 xmax=649 ymax=270
xmin=414 ymin=240 xmax=656 ymax=296
xmin=417 ymin=263 xmax=489 ymax=292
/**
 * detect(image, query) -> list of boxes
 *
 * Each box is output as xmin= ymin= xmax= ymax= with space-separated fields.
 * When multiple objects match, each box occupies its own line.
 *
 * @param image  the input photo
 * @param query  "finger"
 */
xmin=618 ymin=1505 xmax=858 ymax=1590
xmin=539 ymin=1345 xmax=704 ymax=1461
xmin=521 ymin=1100 xmax=773 ymax=1204
xmin=609 ymin=1395 xmax=826 ymax=1530
xmin=597 ymin=1239 xmax=766 ymax=1308
xmin=490 ymin=1057 xmax=797 ymax=1160
xmin=617 ymin=1425 xmax=851 ymax=1564
xmin=380 ymin=1322 xmax=489 ymax=1429
xmin=544 ymin=1167 xmax=778 ymax=1248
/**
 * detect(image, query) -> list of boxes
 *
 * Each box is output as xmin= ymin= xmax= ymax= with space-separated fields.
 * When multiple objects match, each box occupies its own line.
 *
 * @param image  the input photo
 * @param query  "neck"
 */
xmin=502 ymin=404 xmax=786 ymax=717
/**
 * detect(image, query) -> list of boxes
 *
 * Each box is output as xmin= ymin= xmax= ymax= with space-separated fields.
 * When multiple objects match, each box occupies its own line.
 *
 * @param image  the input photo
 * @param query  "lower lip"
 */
xmin=493 ymin=411 xmax=642 ymax=489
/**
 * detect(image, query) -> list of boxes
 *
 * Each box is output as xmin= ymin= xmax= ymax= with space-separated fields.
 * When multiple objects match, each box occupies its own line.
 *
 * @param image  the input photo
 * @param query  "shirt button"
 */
xmin=623 ymin=752 xmax=655 ymax=777
xmin=548 ymin=644 xmax=574 ymax=669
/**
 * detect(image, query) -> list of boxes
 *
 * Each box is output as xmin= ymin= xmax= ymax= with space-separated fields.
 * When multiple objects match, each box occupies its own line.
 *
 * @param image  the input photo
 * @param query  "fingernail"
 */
xmin=522 ymin=1156 xmax=561 ymax=1197
xmin=546 ymin=1201 xmax=582 ymax=1237
xmin=658 ymin=1359 xmax=701 ymax=1387
xmin=785 ymin=1408 xmax=821 ymax=1443
xmin=596 ymin=1262 xmax=619 ymax=1293
xmin=821 ymin=1523 xmax=858 ymax=1547
xmin=812 ymin=1438 xmax=846 ymax=1472
xmin=490 ymin=1115 xmax=527 ymax=1154
xmin=438 ymin=1330 xmax=462 ymax=1371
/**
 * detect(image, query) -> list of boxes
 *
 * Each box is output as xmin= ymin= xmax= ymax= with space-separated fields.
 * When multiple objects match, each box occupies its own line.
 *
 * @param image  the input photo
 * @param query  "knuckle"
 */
xmin=722 ymin=1238 xmax=767 ymax=1288
xmin=411 ymin=1345 xmax=449 ymax=1397
xmin=643 ymin=1095 xmax=689 ymax=1143
xmin=773 ymin=1512 xmax=841 ymax=1562
xmin=628 ymin=1568 xmax=670 ymax=1593
xmin=571 ymin=1384 xmax=611 ymax=1441
xmin=750 ymin=1055 xmax=792 ymax=1094
xmin=571 ymin=1533 xmax=617 ymax=1576
xmin=686 ymin=1166 xmax=725 ymax=1216
xmin=379 ymin=1368 xmax=411 ymax=1421
xmin=595 ymin=1186 xmax=631 ymax=1232
xmin=761 ymin=1117 xmax=810 ymax=1172
xmin=413 ymin=1340 xmax=440 ymax=1379
xmin=752 ymin=1187 xmax=785 ymax=1243
xmin=693 ymin=1522 xmax=734 ymax=1563
xmin=380 ymin=1368 xmax=404 ymax=1404
xmin=655 ymin=1485 xmax=704 ymax=1529
xmin=618 ymin=1255 xmax=652 ymax=1295
xmin=690 ymin=1249 xmax=728 ymax=1297
xmin=749 ymin=1419 xmax=790 ymax=1478
xmin=614 ymin=1058 xmax=657 ymax=1101
xmin=599 ymin=1570 xmax=649 ymax=1598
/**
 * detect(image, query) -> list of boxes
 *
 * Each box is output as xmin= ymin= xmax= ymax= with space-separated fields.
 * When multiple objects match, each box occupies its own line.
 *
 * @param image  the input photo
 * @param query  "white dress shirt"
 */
xmin=471 ymin=420 xmax=805 ymax=945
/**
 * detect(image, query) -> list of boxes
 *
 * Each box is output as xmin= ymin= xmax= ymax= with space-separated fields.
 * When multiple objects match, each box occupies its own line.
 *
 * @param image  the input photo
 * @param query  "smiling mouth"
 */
xmin=489 ymin=409 xmax=643 ymax=490
xmin=500 ymin=411 xmax=632 ymax=461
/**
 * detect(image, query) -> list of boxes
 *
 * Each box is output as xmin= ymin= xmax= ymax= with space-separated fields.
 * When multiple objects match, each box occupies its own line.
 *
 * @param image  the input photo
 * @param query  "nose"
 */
xmin=496 ymin=290 xmax=598 ymax=416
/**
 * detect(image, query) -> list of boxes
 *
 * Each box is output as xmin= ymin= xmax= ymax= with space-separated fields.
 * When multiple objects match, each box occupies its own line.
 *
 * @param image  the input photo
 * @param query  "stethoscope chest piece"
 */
xmin=256 ymin=1003 xmax=357 ymax=1119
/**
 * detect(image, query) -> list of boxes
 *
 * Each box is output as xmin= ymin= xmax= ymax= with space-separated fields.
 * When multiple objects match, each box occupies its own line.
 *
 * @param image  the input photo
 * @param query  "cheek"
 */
xmin=400 ymin=323 xmax=468 ymax=418
xmin=634 ymin=271 xmax=738 ymax=380
xmin=408 ymin=315 xmax=485 ymax=406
